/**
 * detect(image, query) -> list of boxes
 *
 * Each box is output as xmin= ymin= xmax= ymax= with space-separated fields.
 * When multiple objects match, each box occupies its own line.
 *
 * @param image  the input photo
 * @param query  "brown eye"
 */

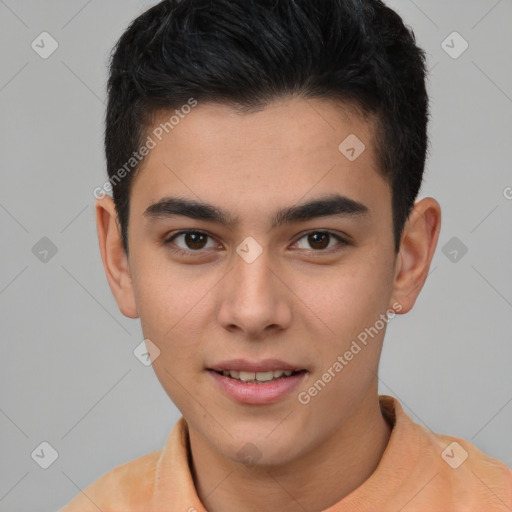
xmin=183 ymin=232 xmax=208 ymax=250
xmin=294 ymin=231 xmax=348 ymax=252
xmin=307 ymin=232 xmax=329 ymax=250
xmin=165 ymin=230 xmax=217 ymax=253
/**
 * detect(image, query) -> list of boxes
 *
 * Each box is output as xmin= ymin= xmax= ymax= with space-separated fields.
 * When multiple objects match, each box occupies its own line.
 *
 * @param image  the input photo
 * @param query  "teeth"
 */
xmin=219 ymin=369 xmax=298 ymax=383
xmin=256 ymin=371 xmax=274 ymax=381
xmin=239 ymin=371 xmax=255 ymax=381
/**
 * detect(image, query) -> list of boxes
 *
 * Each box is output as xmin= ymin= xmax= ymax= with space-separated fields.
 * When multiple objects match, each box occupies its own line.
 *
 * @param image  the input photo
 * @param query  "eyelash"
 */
xmin=163 ymin=229 xmax=351 ymax=258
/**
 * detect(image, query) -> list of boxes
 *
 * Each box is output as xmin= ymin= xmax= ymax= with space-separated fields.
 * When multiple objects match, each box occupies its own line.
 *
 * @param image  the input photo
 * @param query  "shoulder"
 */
xmin=381 ymin=396 xmax=512 ymax=508
xmin=422 ymin=427 xmax=512 ymax=507
xmin=57 ymin=450 xmax=161 ymax=512
xmin=438 ymin=430 xmax=512 ymax=480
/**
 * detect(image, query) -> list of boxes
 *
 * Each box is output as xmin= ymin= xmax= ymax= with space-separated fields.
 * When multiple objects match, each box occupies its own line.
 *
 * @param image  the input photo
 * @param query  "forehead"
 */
xmin=131 ymin=96 xmax=390 ymax=222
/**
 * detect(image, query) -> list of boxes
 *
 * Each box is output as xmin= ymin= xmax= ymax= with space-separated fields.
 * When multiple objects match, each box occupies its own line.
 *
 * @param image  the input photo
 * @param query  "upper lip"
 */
xmin=208 ymin=358 xmax=306 ymax=373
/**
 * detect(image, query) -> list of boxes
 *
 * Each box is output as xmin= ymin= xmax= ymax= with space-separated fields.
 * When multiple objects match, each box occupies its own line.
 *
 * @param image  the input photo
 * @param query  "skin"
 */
xmin=96 ymin=96 xmax=441 ymax=511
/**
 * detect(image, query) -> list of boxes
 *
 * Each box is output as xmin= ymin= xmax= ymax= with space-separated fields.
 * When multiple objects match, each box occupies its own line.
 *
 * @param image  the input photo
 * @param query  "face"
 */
xmin=118 ymin=97 xmax=402 ymax=465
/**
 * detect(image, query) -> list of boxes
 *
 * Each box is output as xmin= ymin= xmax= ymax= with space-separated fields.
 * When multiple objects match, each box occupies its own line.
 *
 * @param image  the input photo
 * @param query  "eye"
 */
xmin=293 ymin=231 xmax=349 ymax=252
xmin=164 ymin=230 xmax=218 ymax=255
xmin=163 ymin=229 xmax=350 ymax=258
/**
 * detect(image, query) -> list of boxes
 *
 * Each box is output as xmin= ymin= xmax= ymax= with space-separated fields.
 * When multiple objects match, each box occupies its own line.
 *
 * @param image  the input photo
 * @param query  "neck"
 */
xmin=188 ymin=390 xmax=392 ymax=512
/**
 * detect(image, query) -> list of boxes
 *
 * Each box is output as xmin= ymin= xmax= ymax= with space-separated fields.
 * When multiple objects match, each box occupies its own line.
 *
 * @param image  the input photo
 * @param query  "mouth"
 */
xmin=210 ymin=369 xmax=307 ymax=384
xmin=206 ymin=361 xmax=308 ymax=404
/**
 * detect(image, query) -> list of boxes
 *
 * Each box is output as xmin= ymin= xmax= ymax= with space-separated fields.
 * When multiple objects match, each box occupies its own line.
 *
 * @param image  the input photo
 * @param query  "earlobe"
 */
xmin=390 ymin=197 xmax=441 ymax=314
xmin=95 ymin=196 xmax=139 ymax=319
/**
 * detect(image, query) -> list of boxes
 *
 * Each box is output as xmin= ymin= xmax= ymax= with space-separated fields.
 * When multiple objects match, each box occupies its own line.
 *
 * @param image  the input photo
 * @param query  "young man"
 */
xmin=59 ymin=0 xmax=512 ymax=510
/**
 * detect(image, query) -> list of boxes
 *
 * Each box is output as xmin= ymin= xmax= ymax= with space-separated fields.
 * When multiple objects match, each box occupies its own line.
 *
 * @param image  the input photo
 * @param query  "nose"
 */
xmin=217 ymin=248 xmax=292 ymax=339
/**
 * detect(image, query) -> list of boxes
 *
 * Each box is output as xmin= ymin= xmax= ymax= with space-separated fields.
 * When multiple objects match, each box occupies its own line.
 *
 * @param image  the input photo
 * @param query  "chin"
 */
xmin=218 ymin=428 xmax=305 ymax=468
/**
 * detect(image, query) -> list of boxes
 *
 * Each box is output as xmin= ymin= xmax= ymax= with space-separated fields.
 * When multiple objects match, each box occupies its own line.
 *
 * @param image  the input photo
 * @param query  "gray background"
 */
xmin=1 ymin=1 xmax=511 ymax=510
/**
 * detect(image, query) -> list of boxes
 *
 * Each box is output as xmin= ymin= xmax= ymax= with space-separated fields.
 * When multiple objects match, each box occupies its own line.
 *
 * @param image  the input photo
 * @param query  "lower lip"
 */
xmin=208 ymin=370 xmax=307 ymax=405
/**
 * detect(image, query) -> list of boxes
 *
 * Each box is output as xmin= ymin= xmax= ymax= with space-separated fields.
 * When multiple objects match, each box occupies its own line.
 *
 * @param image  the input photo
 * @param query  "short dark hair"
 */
xmin=105 ymin=0 xmax=429 ymax=254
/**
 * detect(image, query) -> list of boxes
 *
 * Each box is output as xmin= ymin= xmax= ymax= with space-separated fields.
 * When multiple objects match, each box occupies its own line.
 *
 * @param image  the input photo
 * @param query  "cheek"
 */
xmin=293 ymin=256 xmax=393 ymax=344
xmin=131 ymin=262 xmax=193 ymax=351
xmin=131 ymin=256 xmax=224 ymax=378
xmin=132 ymin=265 xmax=208 ymax=409
xmin=132 ymin=251 xmax=201 ymax=331
xmin=292 ymin=263 xmax=391 ymax=431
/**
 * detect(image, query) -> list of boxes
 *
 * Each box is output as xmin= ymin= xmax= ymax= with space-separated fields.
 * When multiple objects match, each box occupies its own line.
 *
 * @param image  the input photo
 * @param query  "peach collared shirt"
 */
xmin=58 ymin=395 xmax=512 ymax=511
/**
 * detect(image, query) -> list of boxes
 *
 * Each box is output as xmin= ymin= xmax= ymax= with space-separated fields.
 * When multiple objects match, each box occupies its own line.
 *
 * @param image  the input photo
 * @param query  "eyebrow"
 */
xmin=143 ymin=194 xmax=370 ymax=228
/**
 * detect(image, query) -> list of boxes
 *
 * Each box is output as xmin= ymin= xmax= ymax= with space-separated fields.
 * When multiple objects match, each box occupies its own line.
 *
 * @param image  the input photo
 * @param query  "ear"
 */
xmin=390 ymin=197 xmax=441 ymax=314
xmin=95 ymin=196 xmax=138 ymax=318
